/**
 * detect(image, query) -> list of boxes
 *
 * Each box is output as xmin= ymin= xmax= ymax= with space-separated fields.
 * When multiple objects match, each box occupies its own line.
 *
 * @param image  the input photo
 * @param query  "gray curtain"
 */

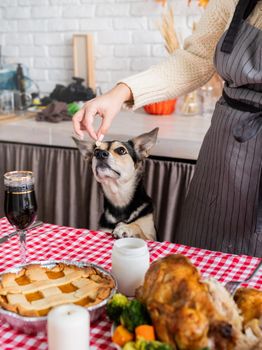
xmin=0 ymin=142 xmax=195 ymax=242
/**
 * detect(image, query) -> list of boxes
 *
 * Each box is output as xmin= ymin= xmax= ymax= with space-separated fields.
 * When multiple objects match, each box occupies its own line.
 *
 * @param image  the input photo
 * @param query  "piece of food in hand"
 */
xmin=135 ymin=325 xmax=155 ymax=341
xmin=106 ymin=293 xmax=129 ymax=324
xmin=136 ymin=254 xmax=236 ymax=350
xmin=112 ymin=325 xmax=134 ymax=347
xmin=120 ymin=299 xmax=151 ymax=333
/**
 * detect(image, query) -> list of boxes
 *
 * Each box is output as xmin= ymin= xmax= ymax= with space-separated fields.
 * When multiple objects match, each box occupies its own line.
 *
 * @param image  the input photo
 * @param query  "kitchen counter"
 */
xmin=0 ymin=109 xmax=211 ymax=160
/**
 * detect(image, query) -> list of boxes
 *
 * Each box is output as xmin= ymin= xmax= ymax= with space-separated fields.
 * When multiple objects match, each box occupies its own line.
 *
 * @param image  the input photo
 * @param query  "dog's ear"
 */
xmin=72 ymin=136 xmax=94 ymax=161
xmin=131 ymin=128 xmax=159 ymax=159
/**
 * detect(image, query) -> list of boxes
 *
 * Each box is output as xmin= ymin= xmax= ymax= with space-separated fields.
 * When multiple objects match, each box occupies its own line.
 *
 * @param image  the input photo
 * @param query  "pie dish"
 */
xmin=0 ymin=262 xmax=115 ymax=317
xmin=0 ymin=260 xmax=116 ymax=334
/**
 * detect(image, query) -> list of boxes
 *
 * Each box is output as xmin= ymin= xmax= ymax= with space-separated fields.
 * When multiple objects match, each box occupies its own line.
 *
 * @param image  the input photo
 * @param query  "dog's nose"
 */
xmin=94 ymin=149 xmax=109 ymax=160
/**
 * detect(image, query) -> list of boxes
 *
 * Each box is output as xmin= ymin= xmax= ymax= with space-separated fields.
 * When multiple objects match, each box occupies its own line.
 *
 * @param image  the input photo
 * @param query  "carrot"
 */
xmin=112 ymin=325 xmax=134 ymax=347
xmin=135 ymin=324 xmax=155 ymax=341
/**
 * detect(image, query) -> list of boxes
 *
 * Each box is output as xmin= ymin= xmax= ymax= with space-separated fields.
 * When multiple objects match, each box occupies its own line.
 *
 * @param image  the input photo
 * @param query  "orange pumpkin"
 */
xmin=143 ymin=99 xmax=177 ymax=115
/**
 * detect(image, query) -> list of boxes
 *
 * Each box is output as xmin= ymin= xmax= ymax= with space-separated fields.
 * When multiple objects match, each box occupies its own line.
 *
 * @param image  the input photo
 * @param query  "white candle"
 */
xmin=111 ymin=238 xmax=150 ymax=297
xmin=47 ymin=304 xmax=90 ymax=350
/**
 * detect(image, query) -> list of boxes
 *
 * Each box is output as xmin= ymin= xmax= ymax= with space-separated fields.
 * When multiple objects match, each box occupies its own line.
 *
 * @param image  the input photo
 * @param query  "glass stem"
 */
xmin=19 ymin=230 xmax=27 ymax=264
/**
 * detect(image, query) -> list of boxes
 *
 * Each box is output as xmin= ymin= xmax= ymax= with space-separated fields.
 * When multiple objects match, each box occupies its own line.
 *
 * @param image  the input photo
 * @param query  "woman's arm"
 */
xmin=121 ymin=0 xmax=234 ymax=109
xmin=73 ymin=0 xmax=235 ymax=140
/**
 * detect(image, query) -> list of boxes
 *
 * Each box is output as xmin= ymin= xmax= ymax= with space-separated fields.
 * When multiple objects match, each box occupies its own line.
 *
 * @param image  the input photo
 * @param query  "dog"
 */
xmin=73 ymin=128 xmax=158 ymax=240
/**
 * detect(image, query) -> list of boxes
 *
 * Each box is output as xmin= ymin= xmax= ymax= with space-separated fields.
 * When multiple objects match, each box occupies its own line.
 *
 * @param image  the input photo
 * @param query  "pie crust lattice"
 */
xmin=0 ymin=263 xmax=115 ymax=317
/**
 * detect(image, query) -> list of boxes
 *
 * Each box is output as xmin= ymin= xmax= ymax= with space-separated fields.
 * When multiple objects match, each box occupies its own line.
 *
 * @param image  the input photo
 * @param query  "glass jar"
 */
xmin=179 ymin=90 xmax=202 ymax=116
xmin=0 ymin=90 xmax=14 ymax=114
xmin=111 ymin=238 xmax=150 ymax=297
xmin=200 ymin=85 xmax=214 ymax=118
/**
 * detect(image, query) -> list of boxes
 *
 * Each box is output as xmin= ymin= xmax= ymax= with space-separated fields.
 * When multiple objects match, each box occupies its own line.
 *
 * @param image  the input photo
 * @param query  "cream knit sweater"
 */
xmin=121 ymin=0 xmax=262 ymax=109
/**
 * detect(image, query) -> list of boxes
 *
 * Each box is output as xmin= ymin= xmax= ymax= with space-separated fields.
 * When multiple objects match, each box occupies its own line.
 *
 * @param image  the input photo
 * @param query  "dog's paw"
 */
xmin=112 ymin=223 xmax=135 ymax=239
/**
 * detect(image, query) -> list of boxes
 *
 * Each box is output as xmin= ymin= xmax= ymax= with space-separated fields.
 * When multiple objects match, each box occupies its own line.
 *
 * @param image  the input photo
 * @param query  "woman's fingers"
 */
xmin=81 ymin=108 xmax=98 ymax=140
xmin=73 ymin=84 xmax=130 ymax=140
xmin=97 ymin=115 xmax=114 ymax=141
xmin=73 ymin=103 xmax=115 ymax=141
xmin=72 ymin=108 xmax=85 ymax=139
xmin=73 ymin=104 xmax=98 ymax=140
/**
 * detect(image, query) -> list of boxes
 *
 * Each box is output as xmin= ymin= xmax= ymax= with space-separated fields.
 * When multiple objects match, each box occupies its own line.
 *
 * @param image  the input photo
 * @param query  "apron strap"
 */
xmin=221 ymin=0 xmax=259 ymax=54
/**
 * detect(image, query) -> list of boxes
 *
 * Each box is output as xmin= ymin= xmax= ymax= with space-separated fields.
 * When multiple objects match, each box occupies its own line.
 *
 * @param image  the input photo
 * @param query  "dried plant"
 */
xmin=156 ymin=0 xmax=209 ymax=55
xmin=158 ymin=5 xmax=180 ymax=55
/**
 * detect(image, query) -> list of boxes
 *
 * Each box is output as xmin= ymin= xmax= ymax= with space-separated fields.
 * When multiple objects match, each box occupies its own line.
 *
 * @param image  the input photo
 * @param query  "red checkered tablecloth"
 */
xmin=0 ymin=217 xmax=261 ymax=350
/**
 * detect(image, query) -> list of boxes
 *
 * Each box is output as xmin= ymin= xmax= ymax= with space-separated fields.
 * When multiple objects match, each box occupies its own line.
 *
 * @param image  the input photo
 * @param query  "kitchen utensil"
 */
xmin=224 ymin=260 xmax=262 ymax=294
xmin=0 ymin=220 xmax=43 ymax=244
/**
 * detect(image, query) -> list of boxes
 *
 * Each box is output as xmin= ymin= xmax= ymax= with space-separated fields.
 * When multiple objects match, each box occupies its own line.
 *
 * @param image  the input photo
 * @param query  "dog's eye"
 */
xmin=115 ymin=147 xmax=127 ymax=155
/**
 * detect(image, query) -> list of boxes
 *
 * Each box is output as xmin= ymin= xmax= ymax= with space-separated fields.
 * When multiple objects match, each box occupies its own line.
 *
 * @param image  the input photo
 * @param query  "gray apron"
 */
xmin=176 ymin=0 xmax=262 ymax=257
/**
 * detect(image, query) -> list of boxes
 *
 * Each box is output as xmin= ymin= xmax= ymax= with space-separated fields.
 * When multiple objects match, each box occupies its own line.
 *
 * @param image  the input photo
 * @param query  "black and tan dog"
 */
xmin=73 ymin=128 xmax=158 ymax=240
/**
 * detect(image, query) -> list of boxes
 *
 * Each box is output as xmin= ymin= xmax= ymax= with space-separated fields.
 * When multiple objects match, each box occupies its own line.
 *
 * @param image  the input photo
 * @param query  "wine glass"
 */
xmin=4 ymin=171 xmax=37 ymax=263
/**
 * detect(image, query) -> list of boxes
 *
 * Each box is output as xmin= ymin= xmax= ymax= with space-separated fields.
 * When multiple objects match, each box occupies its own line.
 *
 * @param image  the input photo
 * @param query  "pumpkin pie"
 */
xmin=0 ymin=263 xmax=115 ymax=317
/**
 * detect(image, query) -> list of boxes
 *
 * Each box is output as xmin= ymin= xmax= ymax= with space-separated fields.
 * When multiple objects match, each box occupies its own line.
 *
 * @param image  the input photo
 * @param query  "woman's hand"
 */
xmin=72 ymin=83 xmax=132 ymax=141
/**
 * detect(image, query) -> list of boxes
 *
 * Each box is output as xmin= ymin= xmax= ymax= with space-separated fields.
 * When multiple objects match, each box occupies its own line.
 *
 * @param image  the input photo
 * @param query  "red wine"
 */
xmin=4 ymin=185 xmax=37 ymax=230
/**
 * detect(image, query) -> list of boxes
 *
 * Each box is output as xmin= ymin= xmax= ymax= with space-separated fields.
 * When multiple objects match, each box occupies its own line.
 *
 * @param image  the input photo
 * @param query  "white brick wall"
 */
xmin=0 ymin=0 xmax=201 ymax=95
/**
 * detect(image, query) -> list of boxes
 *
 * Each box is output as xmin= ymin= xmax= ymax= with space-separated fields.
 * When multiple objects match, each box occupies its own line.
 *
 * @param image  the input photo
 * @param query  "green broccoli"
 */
xmin=120 ymin=299 xmax=151 ymax=333
xmin=123 ymin=342 xmax=137 ymax=350
xmin=136 ymin=340 xmax=173 ymax=350
xmin=106 ymin=293 xmax=129 ymax=324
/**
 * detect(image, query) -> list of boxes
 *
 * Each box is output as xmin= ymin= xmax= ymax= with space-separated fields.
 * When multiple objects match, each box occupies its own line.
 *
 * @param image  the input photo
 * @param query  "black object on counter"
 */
xmin=16 ymin=63 xmax=27 ymax=108
xmin=49 ymin=77 xmax=95 ymax=103
xmin=40 ymin=96 xmax=53 ymax=106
